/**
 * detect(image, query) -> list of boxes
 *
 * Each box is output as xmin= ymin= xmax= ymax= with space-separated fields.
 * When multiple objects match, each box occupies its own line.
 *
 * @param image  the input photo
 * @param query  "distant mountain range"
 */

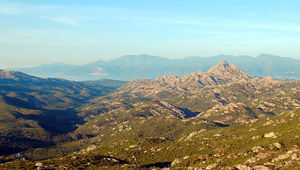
xmin=12 ymin=54 xmax=300 ymax=81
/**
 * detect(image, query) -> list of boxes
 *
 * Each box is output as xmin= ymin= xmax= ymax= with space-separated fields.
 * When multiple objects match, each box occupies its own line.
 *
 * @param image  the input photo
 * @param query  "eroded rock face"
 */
xmin=207 ymin=60 xmax=251 ymax=81
xmin=132 ymin=100 xmax=198 ymax=119
xmin=264 ymin=132 xmax=277 ymax=138
xmin=253 ymin=165 xmax=270 ymax=170
xmin=252 ymin=146 xmax=265 ymax=153
xmin=234 ymin=164 xmax=251 ymax=170
xmin=273 ymin=142 xmax=282 ymax=149
xmin=206 ymin=163 xmax=217 ymax=169
xmin=171 ymin=158 xmax=181 ymax=166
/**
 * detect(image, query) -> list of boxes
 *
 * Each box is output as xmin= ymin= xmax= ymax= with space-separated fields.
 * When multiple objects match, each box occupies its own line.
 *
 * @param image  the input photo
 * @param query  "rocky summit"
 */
xmin=120 ymin=61 xmax=251 ymax=95
xmin=207 ymin=60 xmax=251 ymax=80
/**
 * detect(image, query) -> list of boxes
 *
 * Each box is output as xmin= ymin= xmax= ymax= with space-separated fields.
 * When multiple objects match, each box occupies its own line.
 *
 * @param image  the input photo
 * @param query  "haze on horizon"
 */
xmin=1 ymin=0 xmax=300 ymax=68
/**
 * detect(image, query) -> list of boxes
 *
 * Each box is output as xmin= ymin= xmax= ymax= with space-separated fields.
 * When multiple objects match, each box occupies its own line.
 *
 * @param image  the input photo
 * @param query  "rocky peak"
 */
xmin=219 ymin=60 xmax=229 ymax=67
xmin=207 ymin=60 xmax=250 ymax=80
xmin=208 ymin=60 xmax=233 ymax=73
xmin=120 ymin=61 xmax=254 ymax=95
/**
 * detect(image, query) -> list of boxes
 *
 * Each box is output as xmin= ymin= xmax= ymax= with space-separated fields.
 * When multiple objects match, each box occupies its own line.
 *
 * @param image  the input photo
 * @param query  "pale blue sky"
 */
xmin=1 ymin=0 xmax=300 ymax=68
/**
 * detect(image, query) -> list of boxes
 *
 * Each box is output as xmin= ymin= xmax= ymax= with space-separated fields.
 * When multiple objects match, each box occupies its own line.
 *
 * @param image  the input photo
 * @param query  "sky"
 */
xmin=1 ymin=0 xmax=300 ymax=68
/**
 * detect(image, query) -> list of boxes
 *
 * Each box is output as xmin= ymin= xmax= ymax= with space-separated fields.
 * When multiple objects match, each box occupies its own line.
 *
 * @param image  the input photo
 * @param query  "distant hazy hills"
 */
xmin=13 ymin=54 xmax=300 ymax=81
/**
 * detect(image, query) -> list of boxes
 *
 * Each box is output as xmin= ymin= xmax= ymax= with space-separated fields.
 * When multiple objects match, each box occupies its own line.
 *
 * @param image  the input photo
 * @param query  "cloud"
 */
xmin=1 ymin=1 xmax=300 ymax=38
xmin=153 ymin=16 xmax=300 ymax=34
xmin=41 ymin=16 xmax=80 ymax=25
xmin=0 ymin=1 xmax=80 ymax=25
xmin=0 ymin=3 xmax=22 ymax=15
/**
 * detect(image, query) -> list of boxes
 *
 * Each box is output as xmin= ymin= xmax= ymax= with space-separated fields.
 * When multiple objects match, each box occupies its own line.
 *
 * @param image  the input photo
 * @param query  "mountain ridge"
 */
xmin=120 ymin=61 xmax=251 ymax=94
xmin=12 ymin=54 xmax=300 ymax=81
xmin=0 ymin=70 xmax=41 ymax=81
xmin=83 ymin=61 xmax=299 ymax=127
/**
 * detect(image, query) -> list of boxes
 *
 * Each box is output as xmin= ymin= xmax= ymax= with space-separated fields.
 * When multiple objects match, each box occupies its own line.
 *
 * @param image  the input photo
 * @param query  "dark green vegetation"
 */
xmin=0 ymin=61 xmax=299 ymax=169
xmin=1 ymin=108 xmax=299 ymax=169
xmin=0 ymin=70 xmax=125 ymax=155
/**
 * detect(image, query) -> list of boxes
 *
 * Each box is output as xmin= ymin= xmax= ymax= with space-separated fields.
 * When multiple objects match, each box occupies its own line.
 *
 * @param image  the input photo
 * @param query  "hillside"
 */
xmin=81 ymin=61 xmax=300 ymax=125
xmin=2 ymin=107 xmax=299 ymax=169
xmin=0 ymin=70 xmax=125 ymax=155
xmin=0 ymin=62 xmax=299 ymax=169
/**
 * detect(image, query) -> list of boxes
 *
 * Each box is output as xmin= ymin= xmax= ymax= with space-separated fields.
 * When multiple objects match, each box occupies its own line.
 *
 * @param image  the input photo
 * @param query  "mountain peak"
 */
xmin=207 ymin=61 xmax=250 ymax=80
xmin=210 ymin=60 xmax=231 ymax=71
xmin=207 ymin=60 xmax=233 ymax=73
xmin=219 ymin=60 xmax=229 ymax=67
xmin=257 ymin=53 xmax=280 ymax=58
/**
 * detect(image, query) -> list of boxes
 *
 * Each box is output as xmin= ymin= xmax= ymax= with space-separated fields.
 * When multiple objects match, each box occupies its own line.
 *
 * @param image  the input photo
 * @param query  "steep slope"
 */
xmin=0 ymin=70 xmax=125 ymax=109
xmin=0 ymin=70 xmax=42 ymax=81
xmin=0 ymin=70 xmax=125 ymax=155
xmin=0 ymin=95 xmax=52 ymax=155
xmin=207 ymin=60 xmax=250 ymax=80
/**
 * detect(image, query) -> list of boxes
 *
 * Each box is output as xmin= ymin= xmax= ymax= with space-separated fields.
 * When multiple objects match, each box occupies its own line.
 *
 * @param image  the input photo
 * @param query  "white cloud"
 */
xmin=41 ymin=16 xmax=80 ymax=25
xmin=0 ymin=3 xmax=22 ymax=15
xmin=0 ymin=1 xmax=80 ymax=25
